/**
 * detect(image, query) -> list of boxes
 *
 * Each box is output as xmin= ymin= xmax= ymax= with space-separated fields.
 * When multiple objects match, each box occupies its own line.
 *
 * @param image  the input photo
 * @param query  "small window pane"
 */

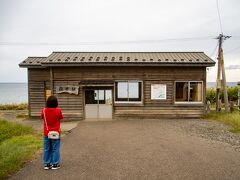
xmin=94 ymin=90 xmax=98 ymax=100
xmin=117 ymin=82 xmax=128 ymax=98
xmin=175 ymin=82 xmax=188 ymax=102
xmin=85 ymin=90 xmax=98 ymax=104
xmin=128 ymin=82 xmax=139 ymax=98
xmin=105 ymin=90 xmax=112 ymax=105
xmin=98 ymin=90 xmax=105 ymax=100
xmin=98 ymin=90 xmax=105 ymax=104
xmin=190 ymin=82 xmax=202 ymax=102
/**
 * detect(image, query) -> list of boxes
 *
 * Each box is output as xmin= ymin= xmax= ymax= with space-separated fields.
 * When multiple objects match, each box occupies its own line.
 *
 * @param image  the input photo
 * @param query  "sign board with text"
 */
xmin=56 ymin=86 xmax=79 ymax=95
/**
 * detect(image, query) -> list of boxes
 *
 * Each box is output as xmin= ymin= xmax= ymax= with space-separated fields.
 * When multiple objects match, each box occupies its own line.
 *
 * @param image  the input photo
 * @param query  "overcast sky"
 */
xmin=0 ymin=0 xmax=239 ymax=82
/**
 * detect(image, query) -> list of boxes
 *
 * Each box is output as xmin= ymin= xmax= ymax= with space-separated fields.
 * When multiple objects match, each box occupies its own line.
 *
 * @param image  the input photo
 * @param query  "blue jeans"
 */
xmin=43 ymin=136 xmax=60 ymax=165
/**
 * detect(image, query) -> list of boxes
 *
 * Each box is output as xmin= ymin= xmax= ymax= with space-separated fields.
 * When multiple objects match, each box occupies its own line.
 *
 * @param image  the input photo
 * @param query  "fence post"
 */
xmin=238 ymin=82 xmax=240 ymax=111
xmin=206 ymin=101 xmax=211 ymax=114
xmin=230 ymin=101 xmax=234 ymax=113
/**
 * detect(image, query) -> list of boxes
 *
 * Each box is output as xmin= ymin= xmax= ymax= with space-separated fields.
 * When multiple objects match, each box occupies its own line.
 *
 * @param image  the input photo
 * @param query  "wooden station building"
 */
xmin=19 ymin=52 xmax=215 ymax=120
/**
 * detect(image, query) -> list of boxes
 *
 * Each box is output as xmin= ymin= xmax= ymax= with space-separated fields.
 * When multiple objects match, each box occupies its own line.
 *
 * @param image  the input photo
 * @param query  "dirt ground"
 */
xmin=8 ymin=118 xmax=240 ymax=180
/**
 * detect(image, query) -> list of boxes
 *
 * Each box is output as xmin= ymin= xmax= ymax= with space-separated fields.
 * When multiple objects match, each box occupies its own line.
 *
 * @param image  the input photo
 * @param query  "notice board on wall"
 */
xmin=151 ymin=84 xmax=167 ymax=100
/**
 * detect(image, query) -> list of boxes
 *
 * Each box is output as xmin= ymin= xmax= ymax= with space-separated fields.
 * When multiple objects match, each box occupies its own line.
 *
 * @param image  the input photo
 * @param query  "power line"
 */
xmin=216 ymin=0 xmax=223 ymax=33
xmin=209 ymin=41 xmax=219 ymax=57
xmin=225 ymin=45 xmax=240 ymax=54
xmin=0 ymin=36 xmax=215 ymax=46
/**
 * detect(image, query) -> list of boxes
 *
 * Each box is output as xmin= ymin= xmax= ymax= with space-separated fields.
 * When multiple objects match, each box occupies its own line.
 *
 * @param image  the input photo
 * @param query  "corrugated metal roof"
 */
xmin=19 ymin=52 xmax=215 ymax=67
xmin=19 ymin=57 xmax=47 ymax=67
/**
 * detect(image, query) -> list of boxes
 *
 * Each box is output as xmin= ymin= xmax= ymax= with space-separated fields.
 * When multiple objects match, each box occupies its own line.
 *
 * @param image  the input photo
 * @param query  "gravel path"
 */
xmin=9 ymin=118 xmax=240 ymax=180
xmin=1 ymin=110 xmax=239 ymax=151
xmin=173 ymin=119 xmax=240 ymax=151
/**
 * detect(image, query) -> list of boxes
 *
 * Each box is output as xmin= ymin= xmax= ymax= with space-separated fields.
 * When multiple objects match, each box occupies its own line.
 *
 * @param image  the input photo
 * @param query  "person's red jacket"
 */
xmin=40 ymin=108 xmax=64 ymax=136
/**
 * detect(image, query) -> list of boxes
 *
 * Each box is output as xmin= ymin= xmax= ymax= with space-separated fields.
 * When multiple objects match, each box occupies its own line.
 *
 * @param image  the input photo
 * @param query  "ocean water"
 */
xmin=207 ymin=82 xmax=238 ymax=88
xmin=0 ymin=82 xmax=238 ymax=104
xmin=0 ymin=83 xmax=28 ymax=104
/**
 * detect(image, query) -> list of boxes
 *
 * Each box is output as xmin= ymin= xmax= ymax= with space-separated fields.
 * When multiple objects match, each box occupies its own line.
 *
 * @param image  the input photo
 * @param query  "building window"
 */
xmin=175 ymin=81 xmax=203 ymax=103
xmin=115 ymin=81 xmax=142 ymax=102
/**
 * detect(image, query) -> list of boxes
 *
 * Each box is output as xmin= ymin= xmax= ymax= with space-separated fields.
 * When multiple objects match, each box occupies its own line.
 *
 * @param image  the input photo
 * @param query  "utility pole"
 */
xmin=216 ymin=34 xmax=231 ymax=112
xmin=216 ymin=34 xmax=222 ymax=112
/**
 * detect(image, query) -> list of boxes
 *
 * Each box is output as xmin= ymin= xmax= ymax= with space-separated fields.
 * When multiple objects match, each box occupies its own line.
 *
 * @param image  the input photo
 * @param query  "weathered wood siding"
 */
xmin=28 ymin=66 xmax=206 ymax=119
xmin=54 ymin=81 xmax=83 ymax=120
xmin=28 ymin=69 xmax=50 ymax=116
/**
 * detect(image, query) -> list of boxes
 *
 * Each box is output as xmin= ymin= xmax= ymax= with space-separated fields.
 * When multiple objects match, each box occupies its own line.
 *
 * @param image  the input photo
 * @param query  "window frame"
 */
xmin=174 ymin=81 xmax=203 ymax=104
xmin=114 ymin=80 xmax=143 ymax=104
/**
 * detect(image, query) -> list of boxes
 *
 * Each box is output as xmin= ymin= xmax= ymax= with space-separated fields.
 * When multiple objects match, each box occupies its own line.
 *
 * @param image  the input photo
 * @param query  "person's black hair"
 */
xmin=46 ymin=95 xmax=58 ymax=108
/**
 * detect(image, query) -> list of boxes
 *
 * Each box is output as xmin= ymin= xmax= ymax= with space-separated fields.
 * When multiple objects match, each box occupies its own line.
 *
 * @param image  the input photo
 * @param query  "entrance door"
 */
xmin=85 ymin=89 xmax=112 ymax=120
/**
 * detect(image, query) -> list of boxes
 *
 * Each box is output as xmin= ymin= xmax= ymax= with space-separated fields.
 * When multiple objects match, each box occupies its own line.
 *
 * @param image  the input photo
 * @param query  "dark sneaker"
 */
xmin=44 ymin=164 xmax=51 ymax=170
xmin=52 ymin=164 xmax=60 ymax=170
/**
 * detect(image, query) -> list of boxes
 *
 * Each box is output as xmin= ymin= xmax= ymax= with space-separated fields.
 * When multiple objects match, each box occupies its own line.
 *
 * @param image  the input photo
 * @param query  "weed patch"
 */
xmin=203 ymin=111 xmax=240 ymax=133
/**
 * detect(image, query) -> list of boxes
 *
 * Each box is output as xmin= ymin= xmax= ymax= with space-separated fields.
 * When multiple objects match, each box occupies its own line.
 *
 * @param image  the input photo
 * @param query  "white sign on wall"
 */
xmin=56 ymin=86 xmax=79 ymax=95
xmin=151 ymin=84 xmax=167 ymax=100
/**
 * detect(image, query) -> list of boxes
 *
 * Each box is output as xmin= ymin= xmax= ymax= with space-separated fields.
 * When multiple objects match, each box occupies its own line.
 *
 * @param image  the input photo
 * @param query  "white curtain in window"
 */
xmin=98 ymin=90 xmax=105 ymax=100
xmin=128 ymin=82 xmax=139 ymax=98
xmin=117 ymin=82 xmax=128 ymax=98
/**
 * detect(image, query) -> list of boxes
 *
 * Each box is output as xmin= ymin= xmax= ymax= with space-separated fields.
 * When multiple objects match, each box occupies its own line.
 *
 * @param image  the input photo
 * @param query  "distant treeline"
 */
xmin=206 ymin=86 xmax=239 ymax=103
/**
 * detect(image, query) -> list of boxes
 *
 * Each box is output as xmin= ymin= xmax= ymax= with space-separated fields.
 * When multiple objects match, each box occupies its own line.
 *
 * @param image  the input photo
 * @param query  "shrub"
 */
xmin=206 ymin=86 xmax=239 ymax=104
xmin=206 ymin=88 xmax=216 ymax=103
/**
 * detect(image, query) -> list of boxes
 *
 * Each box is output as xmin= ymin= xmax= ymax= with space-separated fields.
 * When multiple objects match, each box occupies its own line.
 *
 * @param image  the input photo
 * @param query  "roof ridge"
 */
xmin=52 ymin=51 xmax=205 ymax=53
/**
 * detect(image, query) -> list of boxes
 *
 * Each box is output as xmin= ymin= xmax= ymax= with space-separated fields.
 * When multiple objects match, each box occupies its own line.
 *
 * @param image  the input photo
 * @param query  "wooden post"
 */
xmin=238 ymin=81 xmax=240 ymax=111
xmin=221 ymin=49 xmax=230 ymax=112
xmin=216 ymin=34 xmax=230 ymax=112
xmin=206 ymin=100 xmax=211 ymax=114
xmin=216 ymin=34 xmax=222 ymax=112
xmin=230 ymin=101 xmax=234 ymax=113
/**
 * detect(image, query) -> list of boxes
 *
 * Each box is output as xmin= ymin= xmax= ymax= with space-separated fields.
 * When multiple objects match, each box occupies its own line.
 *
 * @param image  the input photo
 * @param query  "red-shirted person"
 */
xmin=40 ymin=95 xmax=63 ymax=170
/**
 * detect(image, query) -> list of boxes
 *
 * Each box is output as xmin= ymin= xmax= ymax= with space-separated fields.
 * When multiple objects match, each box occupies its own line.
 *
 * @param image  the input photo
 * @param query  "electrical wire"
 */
xmin=225 ymin=45 xmax=240 ymax=54
xmin=209 ymin=42 xmax=219 ymax=57
xmin=216 ymin=0 xmax=223 ymax=34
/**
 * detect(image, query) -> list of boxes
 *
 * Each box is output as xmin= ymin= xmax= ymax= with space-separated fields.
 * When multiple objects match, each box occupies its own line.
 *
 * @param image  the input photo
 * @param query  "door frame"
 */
xmin=83 ymin=87 xmax=113 ymax=120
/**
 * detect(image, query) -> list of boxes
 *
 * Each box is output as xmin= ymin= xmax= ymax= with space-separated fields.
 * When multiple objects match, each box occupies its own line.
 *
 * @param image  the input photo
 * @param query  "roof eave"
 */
xmin=19 ymin=64 xmax=46 ymax=68
xmin=40 ymin=62 xmax=215 ymax=67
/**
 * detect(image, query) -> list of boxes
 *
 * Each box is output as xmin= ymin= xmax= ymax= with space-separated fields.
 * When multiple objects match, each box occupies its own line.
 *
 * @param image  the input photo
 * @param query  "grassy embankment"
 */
xmin=203 ymin=110 xmax=240 ymax=133
xmin=0 ymin=103 xmax=29 ymax=119
xmin=0 ymin=119 xmax=42 ymax=179
xmin=0 ymin=103 xmax=28 ymax=110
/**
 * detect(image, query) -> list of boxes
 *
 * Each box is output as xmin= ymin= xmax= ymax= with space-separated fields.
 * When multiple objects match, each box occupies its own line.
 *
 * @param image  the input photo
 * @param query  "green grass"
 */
xmin=0 ymin=103 xmax=28 ymax=110
xmin=0 ymin=120 xmax=33 ymax=142
xmin=0 ymin=119 xmax=42 ymax=179
xmin=203 ymin=111 xmax=240 ymax=133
